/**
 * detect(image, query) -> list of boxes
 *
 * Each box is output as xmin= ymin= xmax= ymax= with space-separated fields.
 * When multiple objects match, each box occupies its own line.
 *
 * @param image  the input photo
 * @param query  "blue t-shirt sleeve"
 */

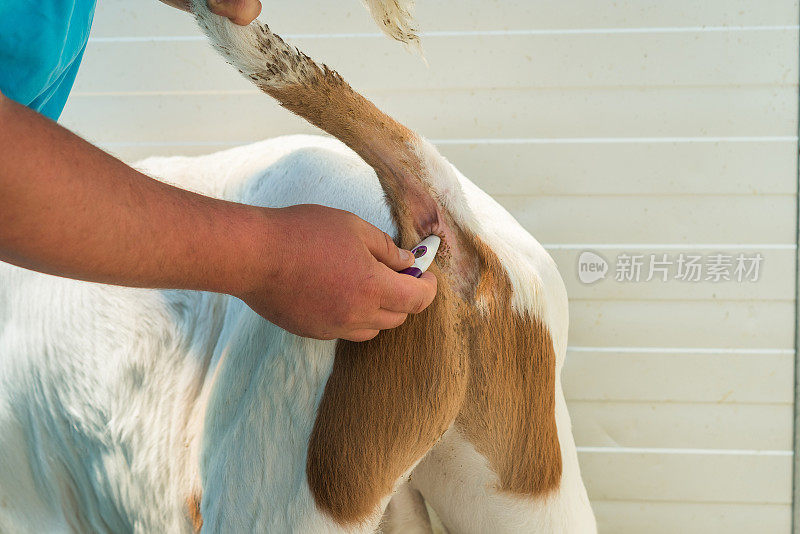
xmin=0 ymin=0 xmax=96 ymax=121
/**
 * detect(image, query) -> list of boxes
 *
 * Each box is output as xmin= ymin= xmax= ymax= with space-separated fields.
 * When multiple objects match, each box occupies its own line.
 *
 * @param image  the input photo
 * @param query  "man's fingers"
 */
xmin=362 ymin=224 xmax=415 ymax=271
xmin=374 ymin=309 xmax=408 ymax=330
xmin=343 ymin=309 xmax=407 ymax=341
xmin=208 ymin=0 xmax=262 ymax=25
xmin=379 ymin=269 xmax=438 ymax=314
xmin=343 ymin=329 xmax=380 ymax=342
xmin=348 ymin=308 xmax=408 ymax=331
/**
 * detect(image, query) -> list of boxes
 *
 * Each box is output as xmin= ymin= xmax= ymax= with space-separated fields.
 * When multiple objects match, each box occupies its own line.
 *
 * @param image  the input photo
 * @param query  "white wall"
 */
xmin=61 ymin=1 xmax=799 ymax=532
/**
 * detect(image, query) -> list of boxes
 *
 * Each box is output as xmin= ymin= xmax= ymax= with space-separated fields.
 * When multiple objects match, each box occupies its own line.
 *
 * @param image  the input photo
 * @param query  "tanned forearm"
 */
xmin=0 ymin=80 xmax=437 ymax=342
xmin=0 ymin=92 xmax=270 ymax=296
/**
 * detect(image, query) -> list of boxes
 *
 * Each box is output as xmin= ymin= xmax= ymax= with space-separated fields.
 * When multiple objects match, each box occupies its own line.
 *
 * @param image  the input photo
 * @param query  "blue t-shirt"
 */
xmin=0 ymin=0 xmax=96 ymax=121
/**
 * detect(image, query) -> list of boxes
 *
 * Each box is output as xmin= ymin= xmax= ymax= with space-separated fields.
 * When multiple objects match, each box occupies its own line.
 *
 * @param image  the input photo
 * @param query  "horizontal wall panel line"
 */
xmin=569 ymin=297 xmax=794 ymax=304
xmin=570 ymin=399 xmax=791 ymax=407
xmin=592 ymin=498 xmax=790 ymax=506
xmin=87 ymin=24 xmax=800 ymax=43
xmin=71 ymin=82 xmax=796 ymax=97
xmin=100 ymin=136 xmax=799 ymax=146
xmin=421 ymin=25 xmax=800 ymax=35
xmin=544 ymin=244 xmax=797 ymax=250
xmin=577 ymin=446 xmax=792 ymax=456
xmin=568 ymin=346 xmax=795 ymax=355
xmin=432 ymin=136 xmax=799 ymax=144
xmin=521 ymin=193 xmax=795 ymax=200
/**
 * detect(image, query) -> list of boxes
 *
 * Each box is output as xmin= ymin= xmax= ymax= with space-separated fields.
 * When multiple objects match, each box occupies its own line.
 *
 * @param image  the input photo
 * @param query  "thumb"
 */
xmin=363 ymin=225 xmax=415 ymax=271
xmin=208 ymin=0 xmax=262 ymax=25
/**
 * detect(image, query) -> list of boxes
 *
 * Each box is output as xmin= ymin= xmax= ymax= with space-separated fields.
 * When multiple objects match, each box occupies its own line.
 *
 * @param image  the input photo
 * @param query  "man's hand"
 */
xmin=238 ymin=205 xmax=438 ymax=342
xmin=159 ymin=0 xmax=262 ymax=25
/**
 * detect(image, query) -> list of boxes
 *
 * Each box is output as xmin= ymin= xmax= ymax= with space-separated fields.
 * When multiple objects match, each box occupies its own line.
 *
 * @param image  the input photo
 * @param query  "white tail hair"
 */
xmin=361 ymin=0 xmax=423 ymax=55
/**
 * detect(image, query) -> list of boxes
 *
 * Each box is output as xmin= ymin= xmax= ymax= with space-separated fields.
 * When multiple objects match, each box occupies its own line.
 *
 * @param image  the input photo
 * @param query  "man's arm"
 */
xmin=0 ymin=94 xmax=436 ymax=341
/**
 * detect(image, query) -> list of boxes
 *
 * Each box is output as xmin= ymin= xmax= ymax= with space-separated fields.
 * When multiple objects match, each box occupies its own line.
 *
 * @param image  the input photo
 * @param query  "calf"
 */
xmin=0 ymin=1 xmax=595 ymax=532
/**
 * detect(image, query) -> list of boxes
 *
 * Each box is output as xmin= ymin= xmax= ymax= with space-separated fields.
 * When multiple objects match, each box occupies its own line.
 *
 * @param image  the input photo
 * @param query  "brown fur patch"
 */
xmin=186 ymin=493 xmax=203 ymax=532
xmin=457 ymin=238 xmax=562 ymax=495
xmin=306 ymin=263 xmax=469 ymax=525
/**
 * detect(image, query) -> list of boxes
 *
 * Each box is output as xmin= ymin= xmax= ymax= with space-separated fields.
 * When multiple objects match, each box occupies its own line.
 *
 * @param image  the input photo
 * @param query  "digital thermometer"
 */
xmin=399 ymin=235 xmax=441 ymax=278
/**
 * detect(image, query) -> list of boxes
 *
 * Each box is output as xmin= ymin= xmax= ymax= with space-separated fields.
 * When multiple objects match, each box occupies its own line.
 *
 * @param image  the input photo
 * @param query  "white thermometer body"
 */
xmin=399 ymin=235 xmax=441 ymax=278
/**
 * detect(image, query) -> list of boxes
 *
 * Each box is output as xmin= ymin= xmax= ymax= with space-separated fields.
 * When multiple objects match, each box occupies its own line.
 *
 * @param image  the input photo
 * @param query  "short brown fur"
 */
xmin=457 ymin=238 xmax=562 ymax=495
xmin=306 ymin=263 xmax=469 ymax=524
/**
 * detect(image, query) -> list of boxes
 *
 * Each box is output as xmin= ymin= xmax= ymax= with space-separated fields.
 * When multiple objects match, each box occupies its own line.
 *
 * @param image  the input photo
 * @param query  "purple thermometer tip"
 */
xmin=400 ymin=267 xmax=423 ymax=278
